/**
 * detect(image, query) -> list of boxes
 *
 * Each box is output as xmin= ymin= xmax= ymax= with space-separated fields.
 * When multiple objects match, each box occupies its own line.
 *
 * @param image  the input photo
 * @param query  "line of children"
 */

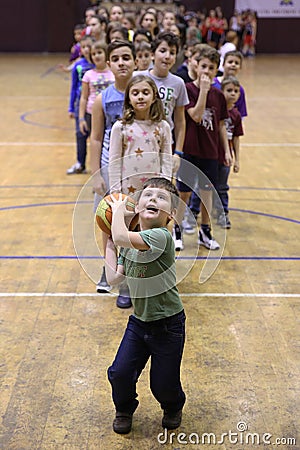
xmin=90 ymin=40 xmax=136 ymax=307
xmin=215 ymin=76 xmax=243 ymax=228
xmin=62 ymin=8 xmax=250 ymax=437
xmin=174 ymin=46 xmax=232 ymax=251
xmin=212 ymin=50 xmax=247 ymax=228
xmin=185 ymin=49 xmax=247 ymax=232
xmin=213 ymin=50 xmax=247 ymax=119
xmin=67 ymin=35 xmax=94 ymax=175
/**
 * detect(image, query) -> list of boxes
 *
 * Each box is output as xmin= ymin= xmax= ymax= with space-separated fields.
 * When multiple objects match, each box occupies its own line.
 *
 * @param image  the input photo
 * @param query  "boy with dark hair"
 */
xmin=67 ymin=35 xmax=94 ymax=175
xmin=134 ymin=41 xmax=152 ymax=71
xmin=215 ymin=76 xmax=243 ymax=228
xmin=105 ymin=177 xmax=186 ymax=434
xmin=213 ymin=50 xmax=247 ymax=119
xmin=175 ymin=47 xmax=232 ymax=250
xmin=212 ymin=50 xmax=247 ymax=228
xmin=136 ymin=32 xmax=189 ymax=177
xmin=90 ymin=40 xmax=136 ymax=306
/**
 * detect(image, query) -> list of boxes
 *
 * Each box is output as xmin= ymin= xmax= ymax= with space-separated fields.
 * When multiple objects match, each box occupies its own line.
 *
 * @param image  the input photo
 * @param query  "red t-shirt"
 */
xmin=183 ymin=83 xmax=228 ymax=160
xmin=219 ymin=106 xmax=244 ymax=163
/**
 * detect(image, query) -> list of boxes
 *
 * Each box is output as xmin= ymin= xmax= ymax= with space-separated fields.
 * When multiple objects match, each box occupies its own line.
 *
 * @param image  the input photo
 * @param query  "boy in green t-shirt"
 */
xmin=105 ymin=177 xmax=186 ymax=434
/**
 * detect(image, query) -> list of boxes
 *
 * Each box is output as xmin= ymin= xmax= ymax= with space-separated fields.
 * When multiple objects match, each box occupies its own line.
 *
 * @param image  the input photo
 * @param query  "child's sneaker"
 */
xmin=113 ymin=412 xmax=133 ymax=434
xmin=96 ymin=267 xmax=111 ymax=293
xmin=198 ymin=227 xmax=220 ymax=250
xmin=116 ymin=283 xmax=132 ymax=309
xmin=66 ymin=162 xmax=87 ymax=175
xmin=217 ymin=212 xmax=231 ymax=229
xmin=172 ymin=224 xmax=184 ymax=251
xmin=182 ymin=218 xmax=196 ymax=235
xmin=162 ymin=409 xmax=182 ymax=429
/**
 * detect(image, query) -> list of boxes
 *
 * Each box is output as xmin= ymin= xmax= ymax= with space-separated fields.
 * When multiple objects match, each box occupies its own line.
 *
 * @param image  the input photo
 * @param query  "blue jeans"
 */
xmin=74 ymin=100 xmax=90 ymax=168
xmin=107 ymin=311 xmax=186 ymax=414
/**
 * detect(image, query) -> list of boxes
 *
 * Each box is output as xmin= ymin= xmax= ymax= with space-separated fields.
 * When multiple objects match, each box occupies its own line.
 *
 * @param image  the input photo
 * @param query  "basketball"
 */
xmin=95 ymin=193 xmax=139 ymax=235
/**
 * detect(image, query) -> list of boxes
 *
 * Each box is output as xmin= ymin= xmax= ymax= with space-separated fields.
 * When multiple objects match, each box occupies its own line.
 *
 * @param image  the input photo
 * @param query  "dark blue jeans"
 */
xmin=74 ymin=100 xmax=90 ymax=168
xmin=216 ymin=163 xmax=230 ymax=214
xmin=107 ymin=310 xmax=186 ymax=415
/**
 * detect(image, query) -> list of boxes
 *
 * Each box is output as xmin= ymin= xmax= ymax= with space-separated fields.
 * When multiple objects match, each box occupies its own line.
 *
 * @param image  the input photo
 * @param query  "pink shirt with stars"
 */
xmin=109 ymin=119 xmax=172 ymax=195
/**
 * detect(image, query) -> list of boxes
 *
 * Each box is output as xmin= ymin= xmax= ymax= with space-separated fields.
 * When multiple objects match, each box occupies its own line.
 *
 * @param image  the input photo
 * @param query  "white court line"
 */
xmin=0 ymin=293 xmax=299 ymax=298
xmin=0 ymin=96 xmax=68 ymax=99
xmin=242 ymin=143 xmax=300 ymax=147
xmin=0 ymin=143 xmax=73 ymax=146
xmin=249 ymin=97 xmax=300 ymax=101
xmin=1 ymin=142 xmax=300 ymax=147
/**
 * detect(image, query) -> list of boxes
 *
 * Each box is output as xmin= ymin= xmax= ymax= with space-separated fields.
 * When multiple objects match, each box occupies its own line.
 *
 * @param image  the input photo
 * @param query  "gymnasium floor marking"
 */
xmin=1 ymin=201 xmax=299 ymax=225
xmin=0 ymin=143 xmax=74 ymax=146
xmin=1 ymin=142 xmax=300 ymax=147
xmin=0 ymin=256 xmax=299 ymax=261
xmin=20 ymin=110 xmax=73 ymax=130
xmin=0 ymin=292 xmax=299 ymax=298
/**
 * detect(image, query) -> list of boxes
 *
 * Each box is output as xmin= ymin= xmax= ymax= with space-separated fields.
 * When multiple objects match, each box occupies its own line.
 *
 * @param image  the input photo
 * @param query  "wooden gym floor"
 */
xmin=0 ymin=54 xmax=299 ymax=449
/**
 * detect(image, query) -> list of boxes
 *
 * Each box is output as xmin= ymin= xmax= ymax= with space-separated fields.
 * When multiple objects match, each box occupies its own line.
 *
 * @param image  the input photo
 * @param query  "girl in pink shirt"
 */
xmin=79 ymin=41 xmax=114 ymax=136
xmin=109 ymin=75 xmax=173 ymax=196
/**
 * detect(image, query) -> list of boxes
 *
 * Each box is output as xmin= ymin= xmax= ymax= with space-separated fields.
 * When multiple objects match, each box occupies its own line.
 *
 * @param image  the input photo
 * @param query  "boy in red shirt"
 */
xmin=215 ymin=76 xmax=243 ymax=228
xmin=175 ymin=47 xmax=232 ymax=250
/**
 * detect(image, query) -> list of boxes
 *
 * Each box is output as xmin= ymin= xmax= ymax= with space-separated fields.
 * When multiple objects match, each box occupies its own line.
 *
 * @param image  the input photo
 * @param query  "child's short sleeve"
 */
xmin=138 ymin=228 xmax=170 ymax=258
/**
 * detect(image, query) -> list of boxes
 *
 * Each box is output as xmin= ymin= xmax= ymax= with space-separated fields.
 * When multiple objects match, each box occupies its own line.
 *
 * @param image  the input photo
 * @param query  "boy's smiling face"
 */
xmin=153 ymin=41 xmax=177 ymax=76
xmin=136 ymin=187 xmax=174 ymax=228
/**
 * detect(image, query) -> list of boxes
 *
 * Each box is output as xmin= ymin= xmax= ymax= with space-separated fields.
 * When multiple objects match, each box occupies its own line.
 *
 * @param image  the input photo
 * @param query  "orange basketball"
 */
xmin=95 ymin=193 xmax=139 ymax=235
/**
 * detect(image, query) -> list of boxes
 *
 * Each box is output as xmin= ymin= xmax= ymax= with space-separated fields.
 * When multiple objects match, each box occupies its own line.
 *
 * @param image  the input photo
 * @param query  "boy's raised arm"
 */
xmin=109 ymin=195 xmax=150 ymax=251
xmin=187 ymin=75 xmax=210 ymax=124
xmin=105 ymin=237 xmax=125 ymax=286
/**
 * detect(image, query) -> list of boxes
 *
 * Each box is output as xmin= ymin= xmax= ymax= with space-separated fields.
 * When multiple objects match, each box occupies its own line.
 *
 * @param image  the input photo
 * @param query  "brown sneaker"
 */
xmin=113 ymin=412 xmax=133 ymax=434
xmin=162 ymin=409 xmax=182 ymax=429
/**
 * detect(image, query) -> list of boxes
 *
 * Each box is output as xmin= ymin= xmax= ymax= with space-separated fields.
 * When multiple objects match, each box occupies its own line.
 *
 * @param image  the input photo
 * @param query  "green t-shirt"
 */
xmin=118 ymin=227 xmax=183 ymax=322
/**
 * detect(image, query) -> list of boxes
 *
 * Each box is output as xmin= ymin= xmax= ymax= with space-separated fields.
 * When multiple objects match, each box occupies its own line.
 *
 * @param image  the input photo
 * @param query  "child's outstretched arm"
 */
xmin=105 ymin=237 xmax=125 ymax=286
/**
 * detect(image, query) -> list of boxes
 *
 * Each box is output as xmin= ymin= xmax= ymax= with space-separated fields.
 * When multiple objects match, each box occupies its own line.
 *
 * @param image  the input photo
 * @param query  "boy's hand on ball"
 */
xmin=108 ymin=193 xmax=135 ymax=218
